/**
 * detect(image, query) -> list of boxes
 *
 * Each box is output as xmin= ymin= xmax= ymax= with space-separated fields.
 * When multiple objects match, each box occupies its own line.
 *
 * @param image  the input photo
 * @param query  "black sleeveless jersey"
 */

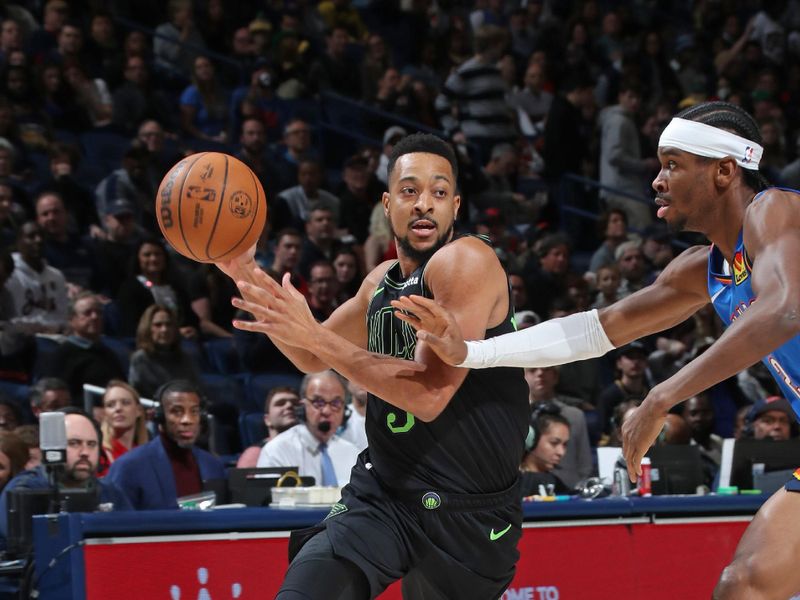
xmin=364 ymin=236 xmax=529 ymax=494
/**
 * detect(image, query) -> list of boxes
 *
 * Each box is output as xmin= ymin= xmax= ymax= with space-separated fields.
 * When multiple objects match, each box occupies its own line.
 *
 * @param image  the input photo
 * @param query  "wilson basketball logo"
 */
xmin=158 ymin=159 xmax=189 ymax=229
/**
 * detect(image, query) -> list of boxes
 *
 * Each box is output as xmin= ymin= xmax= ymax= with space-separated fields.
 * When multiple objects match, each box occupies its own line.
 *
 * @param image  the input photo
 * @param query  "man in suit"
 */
xmin=107 ymin=380 xmax=225 ymax=510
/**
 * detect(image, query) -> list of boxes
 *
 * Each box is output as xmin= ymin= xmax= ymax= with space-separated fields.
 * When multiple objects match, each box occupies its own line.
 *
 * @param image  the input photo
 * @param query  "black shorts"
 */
xmin=288 ymin=452 xmax=523 ymax=599
xmin=784 ymin=468 xmax=800 ymax=492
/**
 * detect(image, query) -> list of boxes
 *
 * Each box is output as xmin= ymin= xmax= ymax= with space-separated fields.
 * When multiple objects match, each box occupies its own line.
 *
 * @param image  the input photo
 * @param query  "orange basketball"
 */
xmin=155 ymin=152 xmax=267 ymax=263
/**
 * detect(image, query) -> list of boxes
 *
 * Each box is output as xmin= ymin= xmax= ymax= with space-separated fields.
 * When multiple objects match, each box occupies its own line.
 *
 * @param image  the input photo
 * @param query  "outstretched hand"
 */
xmin=390 ymin=295 xmax=468 ymax=366
xmin=231 ymin=270 xmax=319 ymax=348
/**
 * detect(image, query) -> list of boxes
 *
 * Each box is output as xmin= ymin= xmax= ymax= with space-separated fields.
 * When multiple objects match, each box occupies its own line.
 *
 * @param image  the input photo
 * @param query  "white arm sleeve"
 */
xmin=457 ymin=309 xmax=616 ymax=369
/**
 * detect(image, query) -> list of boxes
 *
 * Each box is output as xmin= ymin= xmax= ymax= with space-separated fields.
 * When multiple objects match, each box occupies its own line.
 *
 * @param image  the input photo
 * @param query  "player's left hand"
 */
xmin=621 ymin=389 xmax=670 ymax=483
xmin=231 ymin=270 xmax=318 ymax=346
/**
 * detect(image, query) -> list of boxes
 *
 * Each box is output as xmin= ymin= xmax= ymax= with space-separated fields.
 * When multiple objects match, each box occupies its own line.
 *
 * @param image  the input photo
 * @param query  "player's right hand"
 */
xmin=391 ymin=295 xmax=468 ymax=366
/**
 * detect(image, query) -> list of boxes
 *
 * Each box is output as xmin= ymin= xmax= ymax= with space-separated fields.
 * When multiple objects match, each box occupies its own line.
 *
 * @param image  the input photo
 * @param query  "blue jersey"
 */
xmin=707 ymin=188 xmax=800 ymax=420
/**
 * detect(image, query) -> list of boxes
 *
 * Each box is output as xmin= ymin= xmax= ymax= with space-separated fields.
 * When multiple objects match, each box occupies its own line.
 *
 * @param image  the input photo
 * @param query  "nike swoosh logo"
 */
xmin=489 ymin=524 xmax=512 ymax=541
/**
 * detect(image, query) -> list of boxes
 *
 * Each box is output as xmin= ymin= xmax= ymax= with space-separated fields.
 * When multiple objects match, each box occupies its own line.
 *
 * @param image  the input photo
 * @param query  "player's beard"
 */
xmin=666 ymin=215 xmax=688 ymax=234
xmin=390 ymin=220 xmax=454 ymax=264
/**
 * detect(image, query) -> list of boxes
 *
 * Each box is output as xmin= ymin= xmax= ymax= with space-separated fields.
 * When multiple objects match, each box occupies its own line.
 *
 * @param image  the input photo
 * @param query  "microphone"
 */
xmin=40 ymin=412 xmax=67 ymax=467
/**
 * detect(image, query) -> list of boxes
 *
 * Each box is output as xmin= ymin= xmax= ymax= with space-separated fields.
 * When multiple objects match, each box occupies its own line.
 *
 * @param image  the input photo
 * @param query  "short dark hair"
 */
xmin=325 ymin=24 xmax=349 ymax=38
xmin=612 ymin=399 xmax=641 ymax=431
xmin=386 ymin=133 xmax=458 ymax=184
xmin=306 ymin=201 xmax=335 ymax=219
xmin=265 ymin=386 xmax=299 ymax=412
xmin=596 ymin=208 xmax=628 ymax=237
xmin=240 ymin=116 xmax=265 ymax=134
xmin=34 ymin=190 xmax=65 ymax=211
xmin=0 ymin=432 xmax=28 ymax=478
xmin=473 ymin=25 xmax=508 ymax=55
xmin=91 ymin=10 xmax=113 ymax=22
xmin=535 ymin=412 xmax=570 ymax=436
xmin=675 ymin=101 xmax=770 ymax=192
xmin=618 ymin=77 xmax=642 ymax=97
xmin=30 ymin=377 xmax=70 ymax=408
xmin=48 ymin=142 xmax=81 ymax=167
xmin=0 ymin=399 xmax=21 ymax=425
xmin=559 ymin=68 xmax=594 ymax=94
xmin=157 ymin=379 xmax=204 ymax=410
xmin=297 ymin=158 xmax=321 ymax=171
xmin=536 ymin=232 xmax=572 ymax=259
xmin=17 ymin=220 xmax=41 ymax=242
xmin=123 ymin=142 xmax=150 ymax=162
xmin=273 ymin=227 xmax=303 ymax=245
xmin=308 ymin=260 xmax=334 ymax=278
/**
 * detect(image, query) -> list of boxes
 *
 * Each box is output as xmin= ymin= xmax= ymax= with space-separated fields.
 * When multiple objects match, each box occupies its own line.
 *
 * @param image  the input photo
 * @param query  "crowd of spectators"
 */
xmin=0 ymin=0 xmax=798 ymax=518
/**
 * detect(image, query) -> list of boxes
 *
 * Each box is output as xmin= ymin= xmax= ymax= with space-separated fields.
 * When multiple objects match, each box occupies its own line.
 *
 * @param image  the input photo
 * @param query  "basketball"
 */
xmin=155 ymin=152 xmax=267 ymax=263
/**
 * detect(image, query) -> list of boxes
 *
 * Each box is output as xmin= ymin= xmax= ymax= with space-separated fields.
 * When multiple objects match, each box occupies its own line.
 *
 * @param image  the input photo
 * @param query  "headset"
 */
xmin=152 ymin=380 xmax=209 ymax=427
xmin=525 ymin=402 xmax=563 ymax=452
xmin=293 ymin=372 xmax=350 ymax=434
xmin=293 ymin=403 xmax=306 ymax=424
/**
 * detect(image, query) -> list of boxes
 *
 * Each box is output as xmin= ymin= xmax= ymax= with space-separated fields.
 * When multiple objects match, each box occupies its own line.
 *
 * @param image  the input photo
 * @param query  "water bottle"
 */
xmin=613 ymin=464 xmax=631 ymax=496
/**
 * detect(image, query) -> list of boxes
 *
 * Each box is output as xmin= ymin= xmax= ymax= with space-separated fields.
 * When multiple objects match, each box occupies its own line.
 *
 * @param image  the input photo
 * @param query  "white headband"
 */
xmin=658 ymin=117 xmax=763 ymax=170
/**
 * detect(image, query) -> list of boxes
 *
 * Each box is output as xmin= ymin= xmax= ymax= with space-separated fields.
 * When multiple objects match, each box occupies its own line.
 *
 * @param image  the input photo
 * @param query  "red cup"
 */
xmin=638 ymin=457 xmax=652 ymax=496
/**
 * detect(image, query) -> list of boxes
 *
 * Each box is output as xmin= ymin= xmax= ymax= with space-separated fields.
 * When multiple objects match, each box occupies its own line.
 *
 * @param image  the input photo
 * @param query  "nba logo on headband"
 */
xmin=658 ymin=118 xmax=763 ymax=170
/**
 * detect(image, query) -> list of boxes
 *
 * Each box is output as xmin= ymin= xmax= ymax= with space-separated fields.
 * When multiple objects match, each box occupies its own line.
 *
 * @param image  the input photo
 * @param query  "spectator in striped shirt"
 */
xmin=435 ymin=25 xmax=517 ymax=162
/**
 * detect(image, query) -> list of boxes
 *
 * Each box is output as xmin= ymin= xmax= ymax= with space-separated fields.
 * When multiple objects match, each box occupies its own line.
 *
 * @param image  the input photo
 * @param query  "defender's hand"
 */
xmin=621 ymin=391 xmax=670 ymax=483
xmin=391 ymin=295 xmax=468 ymax=365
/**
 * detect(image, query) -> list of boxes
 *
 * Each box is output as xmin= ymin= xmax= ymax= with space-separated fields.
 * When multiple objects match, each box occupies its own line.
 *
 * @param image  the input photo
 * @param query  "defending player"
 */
xmin=392 ymin=102 xmax=800 ymax=600
xmin=217 ymin=134 xmax=529 ymax=598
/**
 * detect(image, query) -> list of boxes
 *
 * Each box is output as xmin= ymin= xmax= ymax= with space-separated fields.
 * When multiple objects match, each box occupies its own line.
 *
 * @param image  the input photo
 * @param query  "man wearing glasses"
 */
xmin=257 ymin=370 xmax=359 ymax=487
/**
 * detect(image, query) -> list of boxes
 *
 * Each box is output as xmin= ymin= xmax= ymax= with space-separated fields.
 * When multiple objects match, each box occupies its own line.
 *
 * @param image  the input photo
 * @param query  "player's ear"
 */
xmin=715 ymin=156 xmax=737 ymax=188
xmin=453 ymin=193 xmax=461 ymax=217
xmin=382 ymin=191 xmax=390 ymax=216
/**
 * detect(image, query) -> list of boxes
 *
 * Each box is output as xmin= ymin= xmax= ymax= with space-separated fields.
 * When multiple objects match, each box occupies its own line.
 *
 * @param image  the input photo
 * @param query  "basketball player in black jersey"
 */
xmin=217 ymin=134 xmax=530 ymax=599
